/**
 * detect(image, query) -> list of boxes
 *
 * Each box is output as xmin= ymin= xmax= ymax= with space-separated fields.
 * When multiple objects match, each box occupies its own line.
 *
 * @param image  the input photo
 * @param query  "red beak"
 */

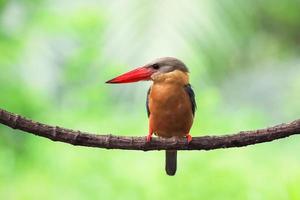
xmin=106 ymin=67 xmax=154 ymax=84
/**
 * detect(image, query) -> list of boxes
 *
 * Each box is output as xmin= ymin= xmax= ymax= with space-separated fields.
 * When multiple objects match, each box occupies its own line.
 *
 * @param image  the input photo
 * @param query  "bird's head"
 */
xmin=106 ymin=57 xmax=188 ymax=84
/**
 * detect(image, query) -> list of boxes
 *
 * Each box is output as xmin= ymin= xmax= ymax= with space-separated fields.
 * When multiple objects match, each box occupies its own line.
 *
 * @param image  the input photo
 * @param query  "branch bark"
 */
xmin=0 ymin=108 xmax=299 ymax=151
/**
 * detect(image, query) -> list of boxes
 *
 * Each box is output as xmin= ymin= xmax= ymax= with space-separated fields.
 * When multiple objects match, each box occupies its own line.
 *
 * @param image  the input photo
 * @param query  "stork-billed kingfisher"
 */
xmin=106 ymin=57 xmax=196 ymax=176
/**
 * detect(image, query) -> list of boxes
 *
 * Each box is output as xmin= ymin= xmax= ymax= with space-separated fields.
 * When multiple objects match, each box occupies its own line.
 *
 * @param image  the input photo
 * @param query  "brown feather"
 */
xmin=148 ymin=70 xmax=194 ymax=138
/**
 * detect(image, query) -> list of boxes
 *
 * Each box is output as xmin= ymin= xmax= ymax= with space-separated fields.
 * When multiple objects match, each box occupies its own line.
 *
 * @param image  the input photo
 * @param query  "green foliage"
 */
xmin=0 ymin=1 xmax=300 ymax=199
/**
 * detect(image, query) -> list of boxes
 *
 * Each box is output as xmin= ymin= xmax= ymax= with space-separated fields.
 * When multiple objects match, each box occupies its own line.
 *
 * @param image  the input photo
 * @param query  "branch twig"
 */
xmin=0 ymin=108 xmax=299 ymax=151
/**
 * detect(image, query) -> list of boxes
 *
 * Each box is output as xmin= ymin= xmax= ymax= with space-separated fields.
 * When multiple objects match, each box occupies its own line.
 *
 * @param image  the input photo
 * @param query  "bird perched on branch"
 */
xmin=106 ymin=57 xmax=196 ymax=176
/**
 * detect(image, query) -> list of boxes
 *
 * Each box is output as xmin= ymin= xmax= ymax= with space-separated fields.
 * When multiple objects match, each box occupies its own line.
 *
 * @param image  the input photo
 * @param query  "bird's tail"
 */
xmin=165 ymin=150 xmax=177 ymax=176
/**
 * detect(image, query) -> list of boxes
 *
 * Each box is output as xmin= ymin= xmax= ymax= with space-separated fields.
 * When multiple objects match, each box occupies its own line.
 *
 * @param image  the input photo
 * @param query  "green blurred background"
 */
xmin=1 ymin=0 xmax=300 ymax=199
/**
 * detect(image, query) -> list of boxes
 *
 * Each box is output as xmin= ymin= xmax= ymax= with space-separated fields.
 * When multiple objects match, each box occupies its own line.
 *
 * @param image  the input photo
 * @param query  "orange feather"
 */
xmin=148 ymin=70 xmax=194 ymax=138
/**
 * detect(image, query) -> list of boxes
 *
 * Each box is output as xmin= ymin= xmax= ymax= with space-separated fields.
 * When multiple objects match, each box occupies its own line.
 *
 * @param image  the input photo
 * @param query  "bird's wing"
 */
xmin=146 ymin=87 xmax=151 ymax=117
xmin=184 ymin=84 xmax=196 ymax=116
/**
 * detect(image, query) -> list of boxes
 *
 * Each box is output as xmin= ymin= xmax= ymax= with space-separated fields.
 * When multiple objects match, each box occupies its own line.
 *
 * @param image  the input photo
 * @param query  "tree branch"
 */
xmin=0 ymin=108 xmax=299 ymax=151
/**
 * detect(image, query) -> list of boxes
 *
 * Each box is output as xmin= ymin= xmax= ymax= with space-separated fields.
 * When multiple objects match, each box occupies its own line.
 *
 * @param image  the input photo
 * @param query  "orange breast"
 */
xmin=148 ymin=73 xmax=194 ymax=138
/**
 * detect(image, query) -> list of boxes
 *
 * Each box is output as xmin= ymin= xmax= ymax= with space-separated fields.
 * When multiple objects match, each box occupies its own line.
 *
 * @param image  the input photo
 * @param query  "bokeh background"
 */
xmin=1 ymin=0 xmax=300 ymax=199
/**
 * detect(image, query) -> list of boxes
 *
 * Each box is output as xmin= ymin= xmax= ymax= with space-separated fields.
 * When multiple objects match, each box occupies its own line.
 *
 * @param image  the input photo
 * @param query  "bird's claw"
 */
xmin=186 ymin=134 xmax=192 ymax=143
xmin=146 ymin=134 xmax=152 ymax=142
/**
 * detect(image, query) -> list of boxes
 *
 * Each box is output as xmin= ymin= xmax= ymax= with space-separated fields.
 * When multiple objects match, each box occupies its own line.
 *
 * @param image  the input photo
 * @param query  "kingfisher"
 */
xmin=106 ymin=57 xmax=196 ymax=176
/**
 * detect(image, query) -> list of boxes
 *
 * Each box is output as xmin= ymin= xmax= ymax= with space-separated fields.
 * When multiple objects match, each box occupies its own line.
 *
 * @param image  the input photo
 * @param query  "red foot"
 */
xmin=147 ymin=124 xmax=153 ymax=142
xmin=186 ymin=134 xmax=192 ymax=143
xmin=146 ymin=133 xmax=153 ymax=142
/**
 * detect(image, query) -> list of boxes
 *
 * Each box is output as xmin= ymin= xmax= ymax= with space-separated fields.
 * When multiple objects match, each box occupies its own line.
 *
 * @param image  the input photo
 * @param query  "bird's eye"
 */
xmin=152 ymin=64 xmax=160 ymax=70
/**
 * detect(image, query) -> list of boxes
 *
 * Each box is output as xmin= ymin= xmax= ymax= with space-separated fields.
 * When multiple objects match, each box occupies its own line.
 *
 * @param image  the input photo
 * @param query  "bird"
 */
xmin=106 ymin=57 xmax=196 ymax=176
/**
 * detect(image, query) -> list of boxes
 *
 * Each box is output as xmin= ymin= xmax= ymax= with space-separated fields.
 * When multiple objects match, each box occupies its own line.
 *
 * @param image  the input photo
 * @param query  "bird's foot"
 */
xmin=146 ymin=133 xmax=153 ymax=142
xmin=186 ymin=134 xmax=192 ymax=143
